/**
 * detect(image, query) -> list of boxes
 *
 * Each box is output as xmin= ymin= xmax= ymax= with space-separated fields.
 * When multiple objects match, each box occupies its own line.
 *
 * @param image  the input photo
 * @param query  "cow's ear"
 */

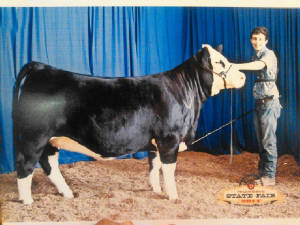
xmin=199 ymin=45 xmax=211 ymax=67
xmin=216 ymin=44 xmax=223 ymax=53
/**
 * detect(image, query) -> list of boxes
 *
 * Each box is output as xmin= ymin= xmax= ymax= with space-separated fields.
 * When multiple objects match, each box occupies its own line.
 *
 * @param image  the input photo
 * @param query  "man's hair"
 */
xmin=250 ymin=26 xmax=269 ymax=40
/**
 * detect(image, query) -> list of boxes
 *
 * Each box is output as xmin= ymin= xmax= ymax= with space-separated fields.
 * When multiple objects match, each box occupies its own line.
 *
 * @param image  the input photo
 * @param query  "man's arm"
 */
xmin=233 ymin=60 xmax=266 ymax=71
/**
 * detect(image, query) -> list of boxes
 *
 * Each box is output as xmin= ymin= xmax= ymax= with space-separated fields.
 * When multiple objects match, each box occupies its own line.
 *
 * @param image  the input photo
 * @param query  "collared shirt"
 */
xmin=252 ymin=46 xmax=279 ymax=100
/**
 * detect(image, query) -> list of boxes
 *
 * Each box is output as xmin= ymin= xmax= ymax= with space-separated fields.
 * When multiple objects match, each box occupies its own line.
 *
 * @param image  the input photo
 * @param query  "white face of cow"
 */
xmin=202 ymin=44 xmax=246 ymax=96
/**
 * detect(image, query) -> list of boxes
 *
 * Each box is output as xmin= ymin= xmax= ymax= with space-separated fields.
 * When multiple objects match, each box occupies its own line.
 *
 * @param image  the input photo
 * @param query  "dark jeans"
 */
xmin=254 ymin=98 xmax=281 ymax=178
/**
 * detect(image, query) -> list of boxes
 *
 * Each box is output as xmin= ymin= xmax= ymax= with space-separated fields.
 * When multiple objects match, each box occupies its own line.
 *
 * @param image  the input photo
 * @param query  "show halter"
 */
xmin=199 ymin=63 xmax=233 ymax=89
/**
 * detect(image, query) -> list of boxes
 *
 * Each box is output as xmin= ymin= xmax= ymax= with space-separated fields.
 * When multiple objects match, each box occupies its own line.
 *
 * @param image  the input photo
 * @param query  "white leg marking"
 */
xmin=149 ymin=152 xmax=162 ymax=193
xmin=162 ymin=163 xmax=178 ymax=200
xmin=48 ymin=152 xmax=74 ymax=198
xmin=17 ymin=173 xmax=34 ymax=204
xmin=178 ymin=142 xmax=187 ymax=152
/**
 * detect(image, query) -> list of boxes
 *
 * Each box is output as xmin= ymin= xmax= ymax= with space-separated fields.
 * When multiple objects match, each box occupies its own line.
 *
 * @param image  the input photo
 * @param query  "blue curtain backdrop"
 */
xmin=0 ymin=7 xmax=299 ymax=173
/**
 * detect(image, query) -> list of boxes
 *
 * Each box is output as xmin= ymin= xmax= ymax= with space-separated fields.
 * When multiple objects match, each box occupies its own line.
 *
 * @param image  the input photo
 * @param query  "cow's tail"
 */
xmin=13 ymin=62 xmax=36 ymax=119
xmin=13 ymin=62 xmax=38 ymax=154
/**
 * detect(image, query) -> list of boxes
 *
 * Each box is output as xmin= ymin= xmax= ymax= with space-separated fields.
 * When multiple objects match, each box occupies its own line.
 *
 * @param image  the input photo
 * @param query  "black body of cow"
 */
xmin=13 ymin=47 xmax=213 ymax=179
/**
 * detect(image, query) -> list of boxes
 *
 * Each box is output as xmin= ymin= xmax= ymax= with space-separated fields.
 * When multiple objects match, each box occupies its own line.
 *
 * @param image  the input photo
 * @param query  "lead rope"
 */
xmin=191 ymin=109 xmax=255 ymax=145
xmin=229 ymin=89 xmax=233 ymax=164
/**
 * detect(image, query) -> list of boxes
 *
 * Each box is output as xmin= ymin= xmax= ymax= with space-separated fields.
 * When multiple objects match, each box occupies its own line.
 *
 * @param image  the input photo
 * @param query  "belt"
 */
xmin=255 ymin=96 xmax=274 ymax=105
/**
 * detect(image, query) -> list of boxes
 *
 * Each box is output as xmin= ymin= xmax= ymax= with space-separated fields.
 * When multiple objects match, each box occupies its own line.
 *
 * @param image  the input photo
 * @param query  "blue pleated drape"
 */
xmin=1 ymin=7 xmax=299 ymax=173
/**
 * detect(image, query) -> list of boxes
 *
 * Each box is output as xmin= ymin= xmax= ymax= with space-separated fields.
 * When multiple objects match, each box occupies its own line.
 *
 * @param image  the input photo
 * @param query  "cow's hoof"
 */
xmin=172 ymin=199 xmax=182 ymax=204
xmin=168 ymin=194 xmax=179 ymax=201
xmin=62 ymin=190 xmax=74 ymax=199
xmin=64 ymin=193 xmax=74 ymax=199
xmin=152 ymin=187 xmax=162 ymax=194
xmin=21 ymin=197 xmax=34 ymax=205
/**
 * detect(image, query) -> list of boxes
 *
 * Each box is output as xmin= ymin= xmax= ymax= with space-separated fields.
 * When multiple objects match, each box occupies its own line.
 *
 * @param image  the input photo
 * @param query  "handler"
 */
xmin=232 ymin=26 xmax=282 ymax=185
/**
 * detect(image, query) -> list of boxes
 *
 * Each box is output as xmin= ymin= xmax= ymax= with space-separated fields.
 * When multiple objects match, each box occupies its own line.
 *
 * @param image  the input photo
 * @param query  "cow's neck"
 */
xmin=194 ymin=72 xmax=213 ymax=103
xmin=172 ymin=68 xmax=211 ymax=107
xmin=181 ymin=66 xmax=212 ymax=103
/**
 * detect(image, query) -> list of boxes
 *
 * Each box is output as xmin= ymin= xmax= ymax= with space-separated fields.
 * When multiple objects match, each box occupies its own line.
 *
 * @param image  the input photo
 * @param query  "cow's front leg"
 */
xmin=162 ymin=162 xmax=178 ymax=200
xmin=156 ymin=135 xmax=179 ymax=200
xmin=148 ymin=150 xmax=162 ymax=194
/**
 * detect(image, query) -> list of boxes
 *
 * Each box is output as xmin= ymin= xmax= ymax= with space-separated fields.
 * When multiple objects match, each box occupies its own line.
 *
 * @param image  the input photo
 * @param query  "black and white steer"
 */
xmin=13 ymin=44 xmax=245 ymax=204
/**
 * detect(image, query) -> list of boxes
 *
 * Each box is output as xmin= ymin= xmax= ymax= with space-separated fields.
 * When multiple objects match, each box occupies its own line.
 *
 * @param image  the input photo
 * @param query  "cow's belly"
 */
xmin=50 ymin=136 xmax=188 ymax=160
xmin=95 ymin=125 xmax=152 ymax=156
xmin=49 ymin=133 xmax=150 ymax=160
xmin=63 ymin=108 xmax=155 ymax=157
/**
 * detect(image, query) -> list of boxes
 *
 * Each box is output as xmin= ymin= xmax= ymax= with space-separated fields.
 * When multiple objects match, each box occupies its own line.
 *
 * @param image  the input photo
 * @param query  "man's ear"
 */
xmin=216 ymin=44 xmax=223 ymax=53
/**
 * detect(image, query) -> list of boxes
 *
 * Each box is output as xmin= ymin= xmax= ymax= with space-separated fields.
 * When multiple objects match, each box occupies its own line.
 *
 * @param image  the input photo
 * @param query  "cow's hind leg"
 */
xmin=17 ymin=171 xmax=34 ymax=205
xmin=15 ymin=141 xmax=44 ymax=204
xmin=39 ymin=144 xmax=74 ymax=199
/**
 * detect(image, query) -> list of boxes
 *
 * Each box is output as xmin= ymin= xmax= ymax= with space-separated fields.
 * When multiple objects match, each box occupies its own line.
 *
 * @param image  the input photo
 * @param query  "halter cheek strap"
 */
xmin=199 ymin=60 xmax=233 ymax=90
xmin=219 ymin=71 xmax=227 ymax=89
xmin=214 ymin=64 xmax=233 ymax=89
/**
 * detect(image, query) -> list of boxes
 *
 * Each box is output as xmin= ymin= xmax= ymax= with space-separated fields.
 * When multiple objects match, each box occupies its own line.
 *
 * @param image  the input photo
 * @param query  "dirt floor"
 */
xmin=1 ymin=151 xmax=300 ymax=222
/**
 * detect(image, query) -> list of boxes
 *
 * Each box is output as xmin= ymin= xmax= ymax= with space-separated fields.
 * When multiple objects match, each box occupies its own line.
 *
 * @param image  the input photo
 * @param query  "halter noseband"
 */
xmin=201 ymin=64 xmax=233 ymax=89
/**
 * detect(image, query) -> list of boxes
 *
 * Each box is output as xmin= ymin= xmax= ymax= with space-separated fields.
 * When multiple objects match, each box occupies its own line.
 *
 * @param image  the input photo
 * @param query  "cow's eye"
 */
xmin=219 ymin=60 xmax=225 ymax=68
xmin=216 ymin=60 xmax=225 ymax=68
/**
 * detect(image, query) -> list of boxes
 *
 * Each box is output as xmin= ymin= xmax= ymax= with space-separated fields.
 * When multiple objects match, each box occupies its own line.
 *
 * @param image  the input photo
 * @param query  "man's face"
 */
xmin=250 ymin=33 xmax=268 ymax=52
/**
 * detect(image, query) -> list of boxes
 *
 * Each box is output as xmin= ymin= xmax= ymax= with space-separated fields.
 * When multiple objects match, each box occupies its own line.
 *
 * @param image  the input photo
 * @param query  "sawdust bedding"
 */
xmin=1 ymin=151 xmax=300 ymax=223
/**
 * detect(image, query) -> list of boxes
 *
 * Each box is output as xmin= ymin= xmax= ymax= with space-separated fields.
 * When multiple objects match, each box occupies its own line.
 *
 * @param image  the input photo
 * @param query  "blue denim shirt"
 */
xmin=252 ymin=46 xmax=279 ymax=100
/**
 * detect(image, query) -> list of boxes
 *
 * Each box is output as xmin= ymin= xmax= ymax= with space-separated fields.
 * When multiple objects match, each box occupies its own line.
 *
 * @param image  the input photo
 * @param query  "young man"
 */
xmin=233 ymin=26 xmax=282 ymax=185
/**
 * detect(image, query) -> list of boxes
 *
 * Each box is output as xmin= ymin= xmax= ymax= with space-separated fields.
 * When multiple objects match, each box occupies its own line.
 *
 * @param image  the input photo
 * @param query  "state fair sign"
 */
xmin=218 ymin=185 xmax=284 ymax=206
